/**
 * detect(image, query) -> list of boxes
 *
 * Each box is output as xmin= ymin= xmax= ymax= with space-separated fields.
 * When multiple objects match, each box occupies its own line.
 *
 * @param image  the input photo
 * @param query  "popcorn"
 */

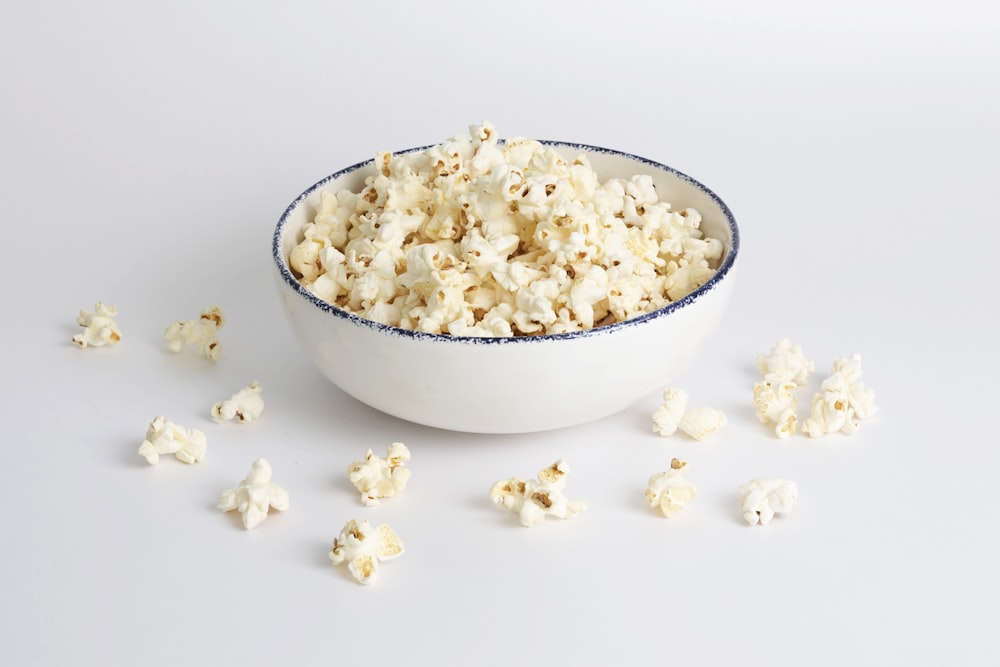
xmin=802 ymin=354 xmax=877 ymax=437
xmin=72 ymin=302 xmax=121 ymax=348
xmin=346 ymin=442 xmax=411 ymax=506
xmin=290 ymin=122 xmax=723 ymax=336
xmin=645 ymin=458 xmax=696 ymax=518
xmin=653 ymin=388 xmax=726 ymax=441
xmin=137 ymin=416 xmax=206 ymax=465
xmin=738 ymin=478 xmax=798 ymax=526
xmin=756 ymin=338 xmax=815 ymax=386
xmin=651 ymin=388 xmax=689 ymax=436
xmin=329 ymin=519 xmax=404 ymax=585
xmin=490 ymin=459 xmax=588 ymax=527
xmin=211 ymin=381 xmax=264 ymax=424
xmin=217 ymin=458 xmax=289 ymax=530
xmin=752 ymin=377 xmax=799 ymax=438
xmin=677 ymin=407 xmax=728 ymax=440
xmin=164 ymin=306 xmax=224 ymax=360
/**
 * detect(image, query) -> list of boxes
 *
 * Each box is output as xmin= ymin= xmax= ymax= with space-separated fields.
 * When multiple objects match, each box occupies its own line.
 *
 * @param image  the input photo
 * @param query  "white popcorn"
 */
xmin=329 ymin=519 xmax=404 ymax=585
xmin=289 ymin=123 xmax=724 ymax=336
xmin=72 ymin=302 xmax=121 ymax=348
xmin=756 ymin=338 xmax=815 ymax=386
xmin=739 ymin=478 xmax=798 ymax=526
xmin=490 ymin=459 xmax=588 ymax=527
xmin=830 ymin=354 xmax=877 ymax=420
xmin=217 ymin=458 xmax=289 ymax=530
xmin=802 ymin=354 xmax=877 ymax=437
xmin=678 ymin=406 xmax=728 ymax=441
xmin=346 ymin=442 xmax=411 ymax=506
xmin=645 ymin=458 xmax=696 ymax=518
xmin=752 ymin=376 xmax=799 ymax=438
xmin=164 ymin=306 xmax=224 ymax=361
xmin=211 ymin=381 xmax=264 ymax=424
xmin=137 ymin=416 xmax=206 ymax=465
xmin=651 ymin=388 xmax=689 ymax=436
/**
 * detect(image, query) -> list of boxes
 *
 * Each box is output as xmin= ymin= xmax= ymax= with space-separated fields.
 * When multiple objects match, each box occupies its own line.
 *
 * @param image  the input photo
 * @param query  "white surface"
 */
xmin=2 ymin=1 xmax=998 ymax=665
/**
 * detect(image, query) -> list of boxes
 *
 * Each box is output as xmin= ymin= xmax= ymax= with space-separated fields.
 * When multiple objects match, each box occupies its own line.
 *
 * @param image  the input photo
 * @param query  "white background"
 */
xmin=3 ymin=1 xmax=998 ymax=665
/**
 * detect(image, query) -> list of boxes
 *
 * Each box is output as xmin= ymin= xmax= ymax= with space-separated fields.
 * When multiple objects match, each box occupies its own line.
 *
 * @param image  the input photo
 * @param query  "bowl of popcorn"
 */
xmin=272 ymin=123 xmax=739 ymax=433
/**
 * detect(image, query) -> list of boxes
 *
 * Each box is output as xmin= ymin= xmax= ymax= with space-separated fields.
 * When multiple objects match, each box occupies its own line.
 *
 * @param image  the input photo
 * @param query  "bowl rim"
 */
xmin=272 ymin=140 xmax=740 ymax=345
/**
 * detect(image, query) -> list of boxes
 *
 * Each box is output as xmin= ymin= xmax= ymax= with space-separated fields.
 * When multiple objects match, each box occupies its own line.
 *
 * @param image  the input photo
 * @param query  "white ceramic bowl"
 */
xmin=272 ymin=142 xmax=740 ymax=433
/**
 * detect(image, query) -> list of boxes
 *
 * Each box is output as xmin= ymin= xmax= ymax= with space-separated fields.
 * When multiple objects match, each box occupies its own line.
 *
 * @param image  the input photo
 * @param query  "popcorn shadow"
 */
xmin=718 ymin=493 xmax=748 ymax=527
xmin=216 ymin=506 xmax=248 ymax=531
xmin=118 ymin=439 xmax=150 ymax=468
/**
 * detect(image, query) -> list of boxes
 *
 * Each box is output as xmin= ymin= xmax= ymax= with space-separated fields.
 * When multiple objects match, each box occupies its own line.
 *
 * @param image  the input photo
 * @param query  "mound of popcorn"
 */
xmin=290 ymin=122 xmax=723 ymax=336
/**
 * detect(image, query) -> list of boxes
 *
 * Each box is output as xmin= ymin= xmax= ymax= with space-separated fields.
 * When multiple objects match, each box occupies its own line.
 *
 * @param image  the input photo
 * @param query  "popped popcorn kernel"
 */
xmin=678 ymin=406 xmax=728 ymax=441
xmin=164 ymin=306 xmax=224 ymax=360
xmin=645 ymin=458 xmax=696 ymax=518
xmin=489 ymin=459 xmax=587 ymax=527
xmin=217 ymin=458 xmax=289 ymax=530
xmin=802 ymin=354 xmax=876 ymax=437
xmin=72 ymin=302 xmax=121 ymax=348
xmin=290 ymin=123 xmax=724 ymax=336
xmin=346 ymin=442 xmax=411 ymax=506
xmin=211 ymin=381 xmax=264 ymax=423
xmin=752 ymin=376 xmax=799 ymax=438
xmin=739 ymin=478 xmax=797 ymax=526
xmin=329 ymin=519 xmax=404 ymax=585
xmin=651 ymin=388 xmax=689 ymax=436
xmin=137 ymin=416 xmax=206 ymax=465
xmin=756 ymin=338 xmax=814 ymax=386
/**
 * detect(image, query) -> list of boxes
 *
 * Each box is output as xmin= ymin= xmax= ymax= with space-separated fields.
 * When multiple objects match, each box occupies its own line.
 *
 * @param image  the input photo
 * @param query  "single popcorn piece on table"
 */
xmin=217 ymin=458 xmax=289 ymax=530
xmin=346 ymin=442 xmax=411 ymax=506
xmin=756 ymin=338 xmax=815 ymax=387
xmin=330 ymin=519 xmax=403 ymax=584
xmin=645 ymin=458 xmax=696 ymax=518
xmin=164 ymin=306 xmax=224 ymax=360
xmin=288 ymin=122 xmax=725 ymax=337
xmin=651 ymin=388 xmax=689 ymax=436
xmin=329 ymin=519 xmax=404 ymax=585
xmin=72 ymin=302 xmax=121 ymax=348
xmin=490 ymin=459 xmax=587 ymax=527
xmin=752 ymin=376 xmax=799 ymax=438
xmin=738 ymin=478 xmax=798 ymax=526
xmin=211 ymin=380 xmax=264 ymax=423
xmin=137 ymin=416 xmax=206 ymax=465
xmin=802 ymin=353 xmax=877 ymax=437
xmin=678 ymin=406 xmax=728 ymax=441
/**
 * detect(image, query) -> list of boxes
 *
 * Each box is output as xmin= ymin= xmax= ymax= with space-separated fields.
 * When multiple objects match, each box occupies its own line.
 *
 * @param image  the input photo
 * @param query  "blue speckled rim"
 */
xmin=272 ymin=140 xmax=740 ymax=345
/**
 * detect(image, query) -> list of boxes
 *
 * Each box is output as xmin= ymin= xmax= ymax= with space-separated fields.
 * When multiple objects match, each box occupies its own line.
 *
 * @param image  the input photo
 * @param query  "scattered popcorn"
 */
xmin=217 ymin=458 xmax=289 ymax=530
xmin=677 ymin=406 xmax=728 ymax=441
xmin=290 ymin=122 xmax=724 ymax=336
xmin=651 ymin=388 xmax=689 ymax=436
xmin=645 ymin=458 xmax=696 ymax=518
xmin=756 ymin=338 xmax=815 ymax=386
xmin=164 ymin=306 xmax=224 ymax=360
xmin=329 ymin=519 xmax=404 ymax=585
xmin=346 ymin=442 xmax=411 ymax=506
xmin=211 ymin=380 xmax=264 ymax=423
xmin=738 ymin=478 xmax=798 ymax=526
xmin=137 ymin=416 xmax=206 ymax=465
xmin=752 ymin=377 xmax=799 ymax=438
xmin=490 ymin=459 xmax=588 ymax=527
xmin=72 ymin=302 xmax=121 ymax=348
xmin=802 ymin=354 xmax=877 ymax=437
